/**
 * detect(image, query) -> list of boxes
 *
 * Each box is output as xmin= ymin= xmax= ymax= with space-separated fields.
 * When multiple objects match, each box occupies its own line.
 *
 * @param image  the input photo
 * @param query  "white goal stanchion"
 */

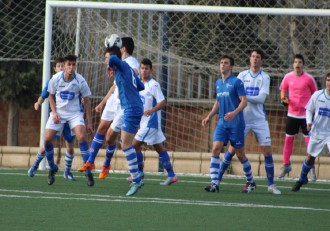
xmin=40 ymin=1 xmax=330 ymax=156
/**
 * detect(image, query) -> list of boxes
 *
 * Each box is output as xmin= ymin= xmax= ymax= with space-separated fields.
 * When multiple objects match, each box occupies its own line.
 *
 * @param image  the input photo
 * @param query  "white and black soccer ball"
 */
xmin=104 ymin=34 xmax=122 ymax=48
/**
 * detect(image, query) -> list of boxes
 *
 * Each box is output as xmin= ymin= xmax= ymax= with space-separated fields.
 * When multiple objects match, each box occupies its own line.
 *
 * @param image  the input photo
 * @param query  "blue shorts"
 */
xmin=122 ymin=107 xmax=143 ymax=134
xmin=54 ymin=123 xmax=76 ymax=143
xmin=213 ymin=124 xmax=245 ymax=148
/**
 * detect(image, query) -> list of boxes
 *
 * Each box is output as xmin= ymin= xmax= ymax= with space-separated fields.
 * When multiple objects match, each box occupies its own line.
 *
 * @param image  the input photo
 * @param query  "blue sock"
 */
xmin=210 ymin=156 xmax=220 ymax=185
xmin=218 ymin=151 xmax=233 ymax=181
xmin=88 ymin=133 xmax=105 ymax=164
xmin=123 ymin=146 xmax=140 ymax=183
xmin=80 ymin=141 xmax=91 ymax=175
xmin=104 ymin=144 xmax=116 ymax=166
xmin=32 ymin=151 xmax=46 ymax=169
xmin=159 ymin=150 xmax=175 ymax=177
xmin=299 ymin=160 xmax=313 ymax=182
xmin=64 ymin=153 xmax=74 ymax=172
xmin=264 ymin=155 xmax=274 ymax=186
xmin=241 ymin=159 xmax=254 ymax=183
xmin=45 ymin=144 xmax=56 ymax=170
xmin=136 ymin=152 xmax=144 ymax=173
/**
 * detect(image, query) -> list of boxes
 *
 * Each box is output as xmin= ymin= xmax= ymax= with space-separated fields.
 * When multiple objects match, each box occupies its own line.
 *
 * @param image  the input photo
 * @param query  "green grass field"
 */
xmin=1 ymin=168 xmax=330 ymax=231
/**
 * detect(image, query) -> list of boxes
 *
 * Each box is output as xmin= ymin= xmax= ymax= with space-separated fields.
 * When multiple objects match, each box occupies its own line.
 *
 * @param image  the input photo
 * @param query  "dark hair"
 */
xmin=220 ymin=55 xmax=234 ymax=66
xmin=104 ymin=47 xmax=111 ymax=55
xmin=53 ymin=57 xmax=64 ymax=68
xmin=108 ymin=46 xmax=121 ymax=59
xmin=63 ymin=54 xmax=77 ymax=62
xmin=326 ymin=73 xmax=330 ymax=78
xmin=141 ymin=58 xmax=152 ymax=69
xmin=250 ymin=48 xmax=265 ymax=59
xmin=293 ymin=54 xmax=305 ymax=65
xmin=121 ymin=37 xmax=135 ymax=55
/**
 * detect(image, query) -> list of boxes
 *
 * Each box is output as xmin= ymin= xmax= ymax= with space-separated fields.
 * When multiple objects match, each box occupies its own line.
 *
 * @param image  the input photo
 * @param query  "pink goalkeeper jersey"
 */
xmin=280 ymin=71 xmax=317 ymax=118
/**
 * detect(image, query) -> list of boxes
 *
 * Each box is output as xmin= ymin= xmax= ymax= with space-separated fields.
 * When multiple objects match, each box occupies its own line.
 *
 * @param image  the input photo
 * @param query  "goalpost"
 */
xmin=39 ymin=0 xmax=330 ymax=169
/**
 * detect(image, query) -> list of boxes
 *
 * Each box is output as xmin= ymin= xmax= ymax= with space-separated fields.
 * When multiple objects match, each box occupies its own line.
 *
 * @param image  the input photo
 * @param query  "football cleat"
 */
xmin=86 ymin=172 xmax=95 ymax=186
xmin=77 ymin=162 xmax=95 ymax=172
xmin=99 ymin=164 xmax=111 ymax=179
xmin=28 ymin=167 xmax=37 ymax=177
xmin=241 ymin=181 xmax=256 ymax=193
xmin=291 ymin=179 xmax=308 ymax=192
xmin=126 ymin=180 xmax=144 ymax=196
xmin=268 ymin=184 xmax=281 ymax=195
xmin=160 ymin=177 xmax=179 ymax=186
xmin=277 ymin=164 xmax=292 ymax=179
xmin=47 ymin=165 xmax=58 ymax=185
xmin=204 ymin=183 xmax=219 ymax=193
xmin=63 ymin=171 xmax=76 ymax=181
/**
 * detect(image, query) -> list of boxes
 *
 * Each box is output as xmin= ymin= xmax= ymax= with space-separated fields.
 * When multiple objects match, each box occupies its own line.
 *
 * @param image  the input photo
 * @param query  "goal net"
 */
xmin=1 ymin=0 xmax=330 ymax=156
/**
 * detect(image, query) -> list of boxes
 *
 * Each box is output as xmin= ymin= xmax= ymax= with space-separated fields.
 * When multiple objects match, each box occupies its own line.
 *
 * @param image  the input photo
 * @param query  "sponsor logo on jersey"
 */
xmin=217 ymin=92 xmax=229 ymax=97
xmin=318 ymin=107 xmax=330 ymax=117
xmin=246 ymin=87 xmax=260 ymax=96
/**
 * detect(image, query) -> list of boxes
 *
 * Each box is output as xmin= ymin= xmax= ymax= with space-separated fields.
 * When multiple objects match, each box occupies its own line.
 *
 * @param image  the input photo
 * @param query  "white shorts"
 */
xmin=135 ymin=127 xmax=166 ymax=145
xmin=245 ymin=122 xmax=271 ymax=146
xmin=46 ymin=112 xmax=85 ymax=132
xmin=307 ymin=136 xmax=330 ymax=157
xmin=110 ymin=109 xmax=124 ymax=133
xmin=101 ymin=101 xmax=115 ymax=122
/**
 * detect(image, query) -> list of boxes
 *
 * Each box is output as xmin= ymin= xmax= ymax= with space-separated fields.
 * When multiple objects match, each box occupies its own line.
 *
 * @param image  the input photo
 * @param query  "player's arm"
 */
xmin=306 ymin=109 xmax=313 ymax=131
xmin=144 ymin=100 xmax=166 ymax=117
xmin=224 ymin=95 xmax=247 ymax=121
xmin=246 ymin=93 xmax=267 ymax=104
xmin=202 ymin=100 xmax=219 ymax=127
xmin=34 ymin=80 xmax=50 ymax=110
xmin=83 ymin=96 xmax=94 ymax=134
xmin=95 ymin=84 xmax=116 ymax=113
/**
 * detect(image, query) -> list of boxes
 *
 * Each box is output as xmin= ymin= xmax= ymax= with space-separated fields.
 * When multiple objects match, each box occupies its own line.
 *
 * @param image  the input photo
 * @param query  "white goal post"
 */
xmin=41 ymin=0 xmax=330 ymax=169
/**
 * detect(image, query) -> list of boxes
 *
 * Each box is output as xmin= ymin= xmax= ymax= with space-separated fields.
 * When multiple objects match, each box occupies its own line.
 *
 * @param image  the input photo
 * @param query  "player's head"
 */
xmin=121 ymin=37 xmax=135 ymax=55
xmin=53 ymin=57 xmax=64 ymax=73
xmin=293 ymin=54 xmax=305 ymax=74
xmin=108 ymin=46 xmax=121 ymax=59
xmin=104 ymin=47 xmax=112 ymax=63
xmin=63 ymin=54 xmax=77 ymax=75
xmin=249 ymin=49 xmax=264 ymax=69
xmin=326 ymin=73 xmax=330 ymax=90
xmin=140 ymin=58 xmax=153 ymax=79
xmin=220 ymin=55 xmax=234 ymax=75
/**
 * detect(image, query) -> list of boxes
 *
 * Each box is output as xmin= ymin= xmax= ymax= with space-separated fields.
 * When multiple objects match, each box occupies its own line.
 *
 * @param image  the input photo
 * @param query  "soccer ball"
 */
xmin=104 ymin=34 xmax=122 ymax=48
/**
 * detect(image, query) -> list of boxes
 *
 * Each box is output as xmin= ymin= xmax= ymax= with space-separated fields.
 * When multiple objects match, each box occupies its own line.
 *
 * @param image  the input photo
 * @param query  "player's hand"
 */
xmin=307 ymin=123 xmax=312 ymax=131
xmin=52 ymin=113 xmax=60 ymax=124
xmin=86 ymin=123 xmax=94 ymax=135
xmin=144 ymin=109 xmax=153 ymax=117
xmin=281 ymin=97 xmax=289 ymax=106
xmin=95 ymin=103 xmax=103 ymax=113
xmin=224 ymin=111 xmax=236 ymax=121
xmin=34 ymin=102 xmax=40 ymax=111
xmin=202 ymin=117 xmax=210 ymax=127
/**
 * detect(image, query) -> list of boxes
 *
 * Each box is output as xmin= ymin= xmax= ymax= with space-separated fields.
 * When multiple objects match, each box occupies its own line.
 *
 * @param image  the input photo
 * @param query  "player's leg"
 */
xmin=62 ymin=123 xmax=76 ymax=181
xmin=28 ymin=145 xmax=46 ymax=177
xmin=121 ymin=108 xmax=143 ymax=196
xmin=279 ymin=116 xmax=299 ymax=178
xmin=218 ymin=145 xmax=235 ymax=182
xmin=99 ymin=127 xmax=119 ymax=179
xmin=205 ymin=124 xmax=226 ymax=193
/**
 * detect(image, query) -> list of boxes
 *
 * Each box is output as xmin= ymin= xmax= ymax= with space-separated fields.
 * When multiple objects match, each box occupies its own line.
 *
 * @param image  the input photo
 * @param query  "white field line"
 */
xmin=0 ymin=188 xmax=330 ymax=212
xmin=1 ymin=171 xmax=330 ymax=191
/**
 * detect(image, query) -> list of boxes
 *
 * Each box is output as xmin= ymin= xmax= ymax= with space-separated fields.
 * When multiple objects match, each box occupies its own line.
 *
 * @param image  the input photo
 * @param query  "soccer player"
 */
xmin=131 ymin=58 xmax=178 ymax=185
xmin=278 ymin=54 xmax=317 ymax=180
xmin=223 ymin=49 xmax=281 ymax=194
xmin=44 ymin=54 xmax=93 ymax=186
xmin=78 ymin=37 xmax=141 ymax=181
xmin=202 ymin=55 xmax=255 ymax=193
xmin=28 ymin=57 xmax=77 ymax=181
xmin=292 ymin=73 xmax=330 ymax=191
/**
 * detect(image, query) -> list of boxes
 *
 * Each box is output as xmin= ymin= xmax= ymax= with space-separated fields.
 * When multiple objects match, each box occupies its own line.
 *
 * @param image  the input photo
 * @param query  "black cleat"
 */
xmin=47 ymin=165 xmax=58 ymax=185
xmin=204 ymin=183 xmax=219 ymax=193
xmin=86 ymin=173 xmax=94 ymax=186
xmin=291 ymin=179 xmax=308 ymax=192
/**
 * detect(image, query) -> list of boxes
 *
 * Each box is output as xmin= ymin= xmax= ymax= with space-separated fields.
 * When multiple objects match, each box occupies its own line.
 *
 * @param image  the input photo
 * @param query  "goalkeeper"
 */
xmin=278 ymin=54 xmax=317 ymax=180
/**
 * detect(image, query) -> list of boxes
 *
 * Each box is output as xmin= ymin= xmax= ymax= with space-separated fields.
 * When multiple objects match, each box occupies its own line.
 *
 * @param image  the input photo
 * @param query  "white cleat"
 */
xmin=268 ymin=184 xmax=281 ymax=195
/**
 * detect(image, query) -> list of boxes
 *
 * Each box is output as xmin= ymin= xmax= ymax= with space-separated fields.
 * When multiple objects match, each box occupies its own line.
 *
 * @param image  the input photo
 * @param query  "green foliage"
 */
xmin=0 ymin=61 xmax=42 ymax=109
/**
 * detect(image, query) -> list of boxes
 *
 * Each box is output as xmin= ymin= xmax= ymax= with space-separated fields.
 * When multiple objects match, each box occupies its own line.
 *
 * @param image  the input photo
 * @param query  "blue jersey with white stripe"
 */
xmin=216 ymin=74 xmax=246 ymax=128
xmin=108 ymin=55 xmax=144 ymax=110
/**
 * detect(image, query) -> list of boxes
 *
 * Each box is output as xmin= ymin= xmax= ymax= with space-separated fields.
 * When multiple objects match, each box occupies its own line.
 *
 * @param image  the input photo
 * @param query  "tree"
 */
xmin=0 ymin=0 xmax=44 ymax=145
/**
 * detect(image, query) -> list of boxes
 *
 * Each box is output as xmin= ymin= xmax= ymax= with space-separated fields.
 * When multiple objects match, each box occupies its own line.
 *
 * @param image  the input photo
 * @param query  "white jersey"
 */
xmin=238 ymin=69 xmax=270 ymax=125
xmin=306 ymin=89 xmax=330 ymax=140
xmin=124 ymin=56 xmax=140 ymax=75
xmin=139 ymin=78 xmax=165 ymax=129
xmin=48 ymin=71 xmax=91 ymax=116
